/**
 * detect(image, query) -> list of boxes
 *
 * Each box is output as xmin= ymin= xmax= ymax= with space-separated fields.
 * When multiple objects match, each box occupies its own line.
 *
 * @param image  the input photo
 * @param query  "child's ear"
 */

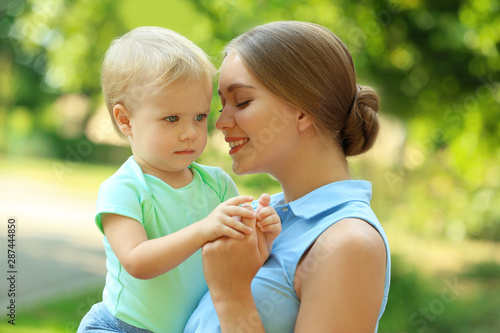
xmin=113 ymin=104 xmax=132 ymax=137
xmin=297 ymin=112 xmax=313 ymax=132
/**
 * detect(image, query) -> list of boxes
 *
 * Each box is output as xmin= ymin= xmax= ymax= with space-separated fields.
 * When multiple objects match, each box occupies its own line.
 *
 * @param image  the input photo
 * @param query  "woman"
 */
xmin=185 ymin=21 xmax=391 ymax=333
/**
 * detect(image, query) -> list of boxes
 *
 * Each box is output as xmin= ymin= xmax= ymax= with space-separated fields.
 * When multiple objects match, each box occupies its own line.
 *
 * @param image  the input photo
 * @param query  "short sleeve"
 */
xmin=95 ymin=176 xmax=147 ymax=233
xmin=218 ymin=170 xmax=239 ymax=201
xmin=190 ymin=163 xmax=239 ymax=202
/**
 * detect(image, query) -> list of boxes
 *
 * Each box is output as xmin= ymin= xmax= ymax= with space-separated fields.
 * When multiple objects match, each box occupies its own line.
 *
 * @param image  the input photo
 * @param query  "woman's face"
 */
xmin=216 ymin=52 xmax=301 ymax=176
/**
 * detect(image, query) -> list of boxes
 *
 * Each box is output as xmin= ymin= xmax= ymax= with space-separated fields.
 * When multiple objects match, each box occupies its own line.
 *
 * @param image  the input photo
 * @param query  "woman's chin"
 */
xmin=231 ymin=160 xmax=256 ymax=176
xmin=231 ymin=161 xmax=246 ymax=175
xmin=232 ymin=161 xmax=266 ymax=176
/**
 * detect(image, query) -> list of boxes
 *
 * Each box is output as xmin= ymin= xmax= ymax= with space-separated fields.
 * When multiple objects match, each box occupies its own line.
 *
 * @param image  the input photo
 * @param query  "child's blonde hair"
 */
xmin=101 ymin=26 xmax=216 ymax=137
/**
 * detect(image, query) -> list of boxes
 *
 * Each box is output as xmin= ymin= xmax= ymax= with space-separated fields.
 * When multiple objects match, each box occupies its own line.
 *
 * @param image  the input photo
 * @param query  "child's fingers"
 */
xmin=256 ymin=214 xmax=280 ymax=229
xmin=220 ymin=215 xmax=253 ymax=234
xmin=241 ymin=203 xmax=255 ymax=212
xmin=258 ymin=218 xmax=281 ymax=236
xmin=223 ymin=205 xmax=256 ymax=219
xmin=258 ymin=224 xmax=280 ymax=233
xmin=224 ymin=195 xmax=254 ymax=207
xmin=219 ymin=225 xmax=246 ymax=240
xmin=240 ymin=203 xmax=257 ymax=228
xmin=256 ymin=206 xmax=276 ymax=221
xmin=258 ymin=193 xmax=271 ymax=206
xmin=256 ymin=193 xmax=271 ymax=214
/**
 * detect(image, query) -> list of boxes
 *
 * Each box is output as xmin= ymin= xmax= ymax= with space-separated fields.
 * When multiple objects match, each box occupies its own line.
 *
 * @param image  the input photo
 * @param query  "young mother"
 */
xmin=185 ymin=21 xmax=391 ymax=333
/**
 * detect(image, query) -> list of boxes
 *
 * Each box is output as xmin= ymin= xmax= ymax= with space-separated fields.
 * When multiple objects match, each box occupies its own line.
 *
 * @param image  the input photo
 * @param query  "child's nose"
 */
xmin=180 ymin=124 xmax=197 ymax=141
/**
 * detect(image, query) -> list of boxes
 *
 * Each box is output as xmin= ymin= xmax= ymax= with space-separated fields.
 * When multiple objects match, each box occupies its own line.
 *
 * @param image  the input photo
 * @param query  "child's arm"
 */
xmin=255 ymin=193 xmax=282 ymax=253
xmin=102 ymin=195 xmax=256 ymax=280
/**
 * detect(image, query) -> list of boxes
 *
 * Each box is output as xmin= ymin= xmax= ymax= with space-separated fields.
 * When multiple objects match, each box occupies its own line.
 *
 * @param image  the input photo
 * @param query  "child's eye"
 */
xmin=164 ymin=116 xmax=178 ymax=122
xmin=195 ymin=114 xmax=207 ymax=121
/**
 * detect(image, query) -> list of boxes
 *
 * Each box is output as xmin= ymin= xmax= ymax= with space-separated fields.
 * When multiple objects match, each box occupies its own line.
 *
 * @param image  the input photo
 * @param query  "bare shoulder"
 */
xmin=295 ymin=218 xmax=386 ymax=298
xmin=320 ymin=218 xmax=386 ymax=254
xmin=294 ymin=218 xmax=387 ymax=331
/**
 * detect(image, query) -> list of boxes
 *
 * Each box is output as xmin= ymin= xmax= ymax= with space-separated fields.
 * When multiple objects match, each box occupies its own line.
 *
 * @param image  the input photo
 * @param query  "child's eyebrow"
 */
xmin=161 ymin=108 xmax=211 ymax=116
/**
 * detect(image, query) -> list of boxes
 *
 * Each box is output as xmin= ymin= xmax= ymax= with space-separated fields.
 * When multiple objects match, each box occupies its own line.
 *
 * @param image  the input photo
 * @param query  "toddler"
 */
xmin=77 ymin=26 xmax=280 ymax=333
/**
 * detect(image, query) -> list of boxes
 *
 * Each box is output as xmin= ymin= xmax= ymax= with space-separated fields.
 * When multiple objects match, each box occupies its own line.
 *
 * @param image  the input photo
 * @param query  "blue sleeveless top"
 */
xmin=184 ymin=180 xmax=391 ymax=333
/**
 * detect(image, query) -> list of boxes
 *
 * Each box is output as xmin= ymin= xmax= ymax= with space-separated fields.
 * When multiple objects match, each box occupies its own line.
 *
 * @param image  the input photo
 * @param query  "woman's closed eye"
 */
xmin=217 ymin=100 xmax=250 ymax=113
xmin=236 ymin=100 xmax=251 ymax=108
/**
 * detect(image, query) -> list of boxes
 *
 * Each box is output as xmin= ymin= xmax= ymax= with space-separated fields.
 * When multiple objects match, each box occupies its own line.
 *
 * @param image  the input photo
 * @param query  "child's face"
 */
xmin=127 ymin=80 xmax=212 ymax=181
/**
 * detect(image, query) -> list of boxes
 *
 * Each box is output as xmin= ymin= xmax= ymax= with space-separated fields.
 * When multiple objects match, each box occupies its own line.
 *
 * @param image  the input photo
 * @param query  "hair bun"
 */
xmin=341 ymin=85 xmax=380 ymax=157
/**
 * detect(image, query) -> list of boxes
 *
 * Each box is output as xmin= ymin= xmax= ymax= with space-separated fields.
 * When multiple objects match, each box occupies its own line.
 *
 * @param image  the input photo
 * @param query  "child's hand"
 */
xmin=256 ymin=193 xmax=281 ymax=252
xmin=199 ymin=195 xmax=256 ymax=242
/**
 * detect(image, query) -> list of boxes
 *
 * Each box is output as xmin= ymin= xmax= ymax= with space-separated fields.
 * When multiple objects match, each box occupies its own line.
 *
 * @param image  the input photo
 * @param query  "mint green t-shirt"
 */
xmin=95 ymin=156 xmax=239 ymax=332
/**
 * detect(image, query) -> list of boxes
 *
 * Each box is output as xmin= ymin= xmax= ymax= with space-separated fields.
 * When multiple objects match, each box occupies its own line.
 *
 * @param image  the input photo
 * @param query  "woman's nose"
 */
xmin=215 ymin=108 xmax=235 ymax=131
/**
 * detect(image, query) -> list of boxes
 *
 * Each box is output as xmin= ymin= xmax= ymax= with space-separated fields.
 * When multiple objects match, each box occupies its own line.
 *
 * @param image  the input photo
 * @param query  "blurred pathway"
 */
xmin=0 ymin=175 xmax=106 ymax=308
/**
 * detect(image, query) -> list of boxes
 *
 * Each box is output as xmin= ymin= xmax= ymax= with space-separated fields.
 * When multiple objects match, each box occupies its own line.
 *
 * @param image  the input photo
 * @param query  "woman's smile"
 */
xmin=226 ymin=137 xmax=250 ymax=154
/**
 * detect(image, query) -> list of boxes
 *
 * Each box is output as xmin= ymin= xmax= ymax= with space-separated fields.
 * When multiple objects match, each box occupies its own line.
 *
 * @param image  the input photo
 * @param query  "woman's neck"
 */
xmin=272 ymin=134 xmax=351 ymax=203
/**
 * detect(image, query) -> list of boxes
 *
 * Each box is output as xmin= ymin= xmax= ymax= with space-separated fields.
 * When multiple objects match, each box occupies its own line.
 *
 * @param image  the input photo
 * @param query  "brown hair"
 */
xmin=224 ymin=21 xmax=379 ymax=156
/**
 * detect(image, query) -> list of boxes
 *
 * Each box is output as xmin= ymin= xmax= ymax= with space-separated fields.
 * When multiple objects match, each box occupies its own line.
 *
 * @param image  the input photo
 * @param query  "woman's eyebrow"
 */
xmin=218 ymin=83 xmax=256 ymax=95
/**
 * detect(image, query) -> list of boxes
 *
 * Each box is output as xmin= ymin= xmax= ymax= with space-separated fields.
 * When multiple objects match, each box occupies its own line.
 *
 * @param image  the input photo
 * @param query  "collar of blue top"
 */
xmin=263 ymin=180 xmax=372 ymax=219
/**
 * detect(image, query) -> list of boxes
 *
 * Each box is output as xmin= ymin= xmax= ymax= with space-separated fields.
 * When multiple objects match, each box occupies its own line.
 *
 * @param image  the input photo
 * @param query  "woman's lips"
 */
xmin=225 ymin=137 xmax=249 ymax=155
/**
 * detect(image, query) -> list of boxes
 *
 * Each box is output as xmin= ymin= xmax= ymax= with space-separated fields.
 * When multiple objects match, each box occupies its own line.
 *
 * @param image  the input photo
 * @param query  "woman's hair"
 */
xmin=101 ymin=26 xmax=216 ymax=136
xmin=224 ymin=21 xmax=379 ymax=157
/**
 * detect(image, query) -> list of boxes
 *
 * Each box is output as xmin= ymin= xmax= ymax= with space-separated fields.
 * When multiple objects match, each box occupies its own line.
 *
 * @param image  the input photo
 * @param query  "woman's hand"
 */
xmin=201 ymin=204 xmax=268 ymax=332
xmin=202 ymin=203 xmax=268 ymax=298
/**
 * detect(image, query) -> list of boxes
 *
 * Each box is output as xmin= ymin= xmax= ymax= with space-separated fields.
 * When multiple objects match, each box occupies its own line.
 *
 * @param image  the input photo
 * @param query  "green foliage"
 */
xmin=1 ymin=0 xmax=499 ymax=239
xmin=4 ymin=0 xmax=124 ymax=95
xmin=379 ymin=255 xmax=500 ymax=333
xmin=238 ymin=172 xmax=282 ymax=198
xmin=2 ymin=3 xmax=498 ymax=330
xmin=1 ymin=0 xmax=125 ymax=157
xmin=460 ymin=260 xmax=500 ymax=282
xmin=184 ymin=0 xmax=500 ymax=240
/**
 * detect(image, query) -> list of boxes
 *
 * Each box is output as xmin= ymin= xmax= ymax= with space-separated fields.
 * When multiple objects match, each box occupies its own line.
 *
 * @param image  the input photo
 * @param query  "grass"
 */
xmin=0 ymin=155 xmax=118 ymax=197
xmin=0 ymin=286 xmax=102 ymax=332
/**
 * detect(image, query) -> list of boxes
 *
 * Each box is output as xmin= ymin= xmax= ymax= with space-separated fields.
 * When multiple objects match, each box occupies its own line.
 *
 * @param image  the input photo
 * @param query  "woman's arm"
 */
xmin=201 ymin=204 xmax=268 ymax=333
xmin=102 ymin=196 xmax=256 ymax=280
xmin=294 ymin=218 xmax=387 ymax=332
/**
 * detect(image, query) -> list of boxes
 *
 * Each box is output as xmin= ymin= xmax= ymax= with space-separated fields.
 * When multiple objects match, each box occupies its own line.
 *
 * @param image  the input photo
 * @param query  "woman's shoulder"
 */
xmin=320 ymin=218 xmax=386 ymax=250
xmin=295 ymin=218 xmax=386 ymax=296
xmin=313 ymin=218 xmax=386 ymax=268
xmin=294 ymin=217 xmax=388 ymax=332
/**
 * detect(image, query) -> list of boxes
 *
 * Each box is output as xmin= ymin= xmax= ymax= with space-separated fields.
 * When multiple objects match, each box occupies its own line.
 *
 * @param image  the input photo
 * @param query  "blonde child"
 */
xmin=77 ymin=27 xmax=281 ymax=333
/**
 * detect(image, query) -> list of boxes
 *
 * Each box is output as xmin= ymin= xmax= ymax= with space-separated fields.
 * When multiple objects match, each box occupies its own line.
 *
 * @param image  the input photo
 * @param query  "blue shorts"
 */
xmin=77 ymin=302 xmax=152 ymax=333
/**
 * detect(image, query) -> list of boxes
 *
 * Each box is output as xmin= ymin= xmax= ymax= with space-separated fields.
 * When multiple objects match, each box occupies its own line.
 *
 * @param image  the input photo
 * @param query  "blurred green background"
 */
xmin=1 ymin=0 xmax=499 ymax=332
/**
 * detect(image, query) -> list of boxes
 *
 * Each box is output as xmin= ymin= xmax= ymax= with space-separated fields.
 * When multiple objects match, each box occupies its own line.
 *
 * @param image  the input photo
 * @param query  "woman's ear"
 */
xmin=297 ymin=112 xmax=313 ymax=132
xmin=113 ymin=104 xmax=133 ymax=137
